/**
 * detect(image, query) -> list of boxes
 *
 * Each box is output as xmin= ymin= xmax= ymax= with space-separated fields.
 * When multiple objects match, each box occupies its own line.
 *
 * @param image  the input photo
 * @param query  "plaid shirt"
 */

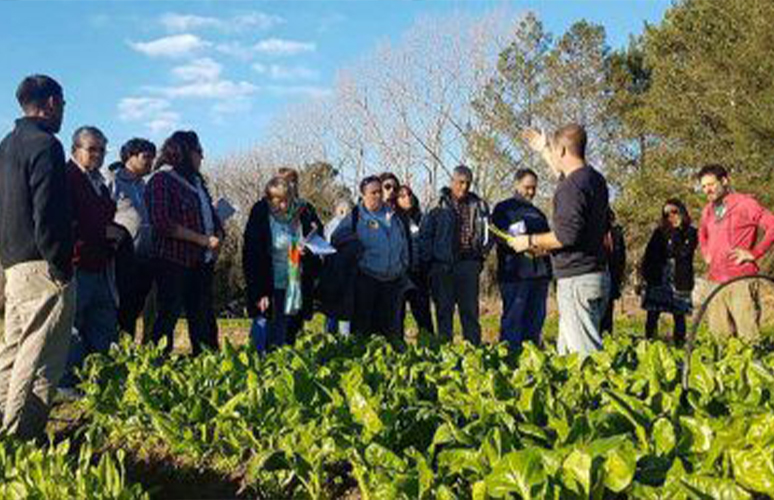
xmin=145 ymin=168 xmax=217 ymax=268
xmin=454 ymin=196 xmax=476 ymax=256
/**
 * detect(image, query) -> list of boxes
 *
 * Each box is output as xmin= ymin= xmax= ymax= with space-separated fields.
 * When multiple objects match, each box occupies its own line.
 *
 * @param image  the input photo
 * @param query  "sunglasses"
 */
xmin=383 ymin=183 xmax=397 ymax=191
xmin=664 ymin=209 xmax=679 ymax=216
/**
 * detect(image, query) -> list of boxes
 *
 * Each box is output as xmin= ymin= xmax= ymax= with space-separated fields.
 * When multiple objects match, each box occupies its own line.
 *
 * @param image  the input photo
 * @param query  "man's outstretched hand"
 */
xmin=521 ymin=128 xmax=548 ymax=153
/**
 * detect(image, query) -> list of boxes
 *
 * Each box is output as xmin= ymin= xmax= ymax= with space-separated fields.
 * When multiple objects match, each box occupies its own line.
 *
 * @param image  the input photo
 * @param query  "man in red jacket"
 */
xmin=60 ymin=126 xmax=123 ymax=390
xmin=698 ymin=164 xmax=774 ymax=342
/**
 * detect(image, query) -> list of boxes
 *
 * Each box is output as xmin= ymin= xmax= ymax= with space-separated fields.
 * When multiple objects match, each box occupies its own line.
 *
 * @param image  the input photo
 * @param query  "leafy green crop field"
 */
xmin=0 ymin=438 xmax=148 ymax=499
xmin=36 ymin=322 xmax=773 ymax=500
xmin=4 ymin=318 xmax=774 ymax=499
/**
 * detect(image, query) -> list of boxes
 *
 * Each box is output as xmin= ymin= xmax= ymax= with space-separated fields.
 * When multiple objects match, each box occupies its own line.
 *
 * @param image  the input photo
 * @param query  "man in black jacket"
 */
xmin=492 ymin=169 xmax=552 ymax=348
xmin=419 ymin=165 xmax=491 ymax=345
xmin=0 ymin=75 xmax=75 ymax=439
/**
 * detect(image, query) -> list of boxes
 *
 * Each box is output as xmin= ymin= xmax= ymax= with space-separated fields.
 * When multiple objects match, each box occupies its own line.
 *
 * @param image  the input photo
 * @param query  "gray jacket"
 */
xmin=419 ymin=188 xmax=492 ymax=265
xmin=105 ymin=164 xmax=153 ymax=258
xmin=332 ymin=203 xmax=408 ymax=282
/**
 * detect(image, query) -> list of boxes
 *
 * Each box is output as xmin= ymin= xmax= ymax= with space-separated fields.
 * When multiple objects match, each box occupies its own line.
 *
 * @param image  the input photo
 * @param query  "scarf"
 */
xmin=271 ymin=200 xmax=304 ymax=316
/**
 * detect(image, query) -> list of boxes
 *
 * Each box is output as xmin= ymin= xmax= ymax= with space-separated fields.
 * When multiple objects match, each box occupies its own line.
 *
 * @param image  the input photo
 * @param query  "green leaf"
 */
xmin=730 ymin=447 xmax=774 ymax=496
xmin=472 ymin=480 xmax=487 ymax=500
xmin=437 ymin=448 xmax=483 ymax=476
xmin=604 ymin=389 xmax=654 ymax=449
xmin=485 ymin=448 xmax=546 ymax=499
xmin=365 ymin=443 xmax=408 ymax=473
xmin=680 ymin=475 xmax=752 ymax=500
xmin=562 ymin=448 xmax=592 ymax=496
xmin=341 ymin=366 xmax=384 ymax=438
xmin=603 ymin=445 xmax=636 ymax=493
xmin=688 ymin=353 xmax=716 ymax=397
xmin=678 ymin=416 xmax=713 ymax=454
xmin=746 ymin=414 xmax=774 ymax=447
xmin=653 ymin=418 xmax=676 ymax=456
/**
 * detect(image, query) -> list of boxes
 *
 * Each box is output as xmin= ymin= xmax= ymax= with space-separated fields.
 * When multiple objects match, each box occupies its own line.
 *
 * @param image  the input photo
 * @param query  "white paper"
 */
xmin=508 ymin=220 xmax=526 ymax=237
xmin=215 ymin=197 xmax=237 ymax=222
xmin=304 ymin=234 xmax=337 ymax=255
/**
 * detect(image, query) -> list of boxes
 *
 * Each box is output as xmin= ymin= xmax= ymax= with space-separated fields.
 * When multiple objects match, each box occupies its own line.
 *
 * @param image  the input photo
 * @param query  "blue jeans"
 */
xmin=251 ymin=289 xmax=303 ymax=352
xmin=556 ymin=272 xmax=610 ymax=356
xmin=61 ymin=269 xmax=118 ymax=388
xmin=499 ymin=279 xmax=549 ymax=348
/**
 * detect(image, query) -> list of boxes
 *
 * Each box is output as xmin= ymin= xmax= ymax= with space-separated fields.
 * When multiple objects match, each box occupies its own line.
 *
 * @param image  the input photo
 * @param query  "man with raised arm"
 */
xmin=511 ymin=124 xmax=611 ymax=356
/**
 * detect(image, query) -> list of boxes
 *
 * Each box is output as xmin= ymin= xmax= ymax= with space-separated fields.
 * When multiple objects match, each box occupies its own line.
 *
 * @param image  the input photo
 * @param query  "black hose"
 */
xmin=681 ymin=273 xmax=774 ymax=390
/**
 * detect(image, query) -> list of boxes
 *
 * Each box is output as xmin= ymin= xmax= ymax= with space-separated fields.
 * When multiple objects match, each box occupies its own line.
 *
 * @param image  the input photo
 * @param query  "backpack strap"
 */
xmin=351 ymin=205 xmax=360 ymax=233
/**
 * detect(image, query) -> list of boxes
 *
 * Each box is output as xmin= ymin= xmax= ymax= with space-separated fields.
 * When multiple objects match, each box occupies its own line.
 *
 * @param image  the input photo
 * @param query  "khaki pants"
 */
xmin=0 ymin=261 xmax=75 ymax=440
xmin=707 ymin=280 xmax=761 ymax=343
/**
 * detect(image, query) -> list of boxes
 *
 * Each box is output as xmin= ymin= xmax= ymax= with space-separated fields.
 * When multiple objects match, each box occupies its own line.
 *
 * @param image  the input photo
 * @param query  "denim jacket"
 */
xmin=332 ymin=204 xmax=408 ymax=282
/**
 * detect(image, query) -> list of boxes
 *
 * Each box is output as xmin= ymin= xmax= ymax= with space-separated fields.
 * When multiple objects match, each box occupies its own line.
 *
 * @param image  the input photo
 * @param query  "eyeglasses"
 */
xmin=79 ymin=146 xmax=105 ymax=154
xmin=383 ymin=183 xmax=397 ymax=191
xmin=664 ymin=209 xmax=679 ymax=216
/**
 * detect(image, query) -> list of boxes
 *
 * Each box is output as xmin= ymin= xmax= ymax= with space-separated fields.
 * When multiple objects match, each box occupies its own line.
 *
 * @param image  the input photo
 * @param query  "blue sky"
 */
xmin=0 ymin=1 xmax=671 ymax=163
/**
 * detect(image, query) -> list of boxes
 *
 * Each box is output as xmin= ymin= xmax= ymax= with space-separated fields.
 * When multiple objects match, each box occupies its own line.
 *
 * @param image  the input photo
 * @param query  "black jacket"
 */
xmin=0 ymin=117 xmax=73 ymax=282
xmin=396 ymin=207 xmax=423 ymax=274
xmin=318 ymin=207 xmax=364 ymax=321
xmin=491 ymin=195 xmax=552 ymax=282
xmin=641 ymin=225 xmax=698 ymax=292
xmin=419 ymin=188 xmax=491 ymax=265
xmin=242 ymin=199 xmax=322 ymax=319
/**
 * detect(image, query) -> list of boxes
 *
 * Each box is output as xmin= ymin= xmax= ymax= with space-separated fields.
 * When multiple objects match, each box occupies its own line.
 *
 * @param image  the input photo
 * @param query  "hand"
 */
xmin=508 ymin=235 xmax=531 ymax=253
xmin=201 ymin=235 xmax=221 ymax=251
xmin=257 ymin=296 xmax=270 ymax=313
xmin=730 ymin=248 xmax=755 ymax=265
xmin=521 ymin=128 xmax=548 ymax=153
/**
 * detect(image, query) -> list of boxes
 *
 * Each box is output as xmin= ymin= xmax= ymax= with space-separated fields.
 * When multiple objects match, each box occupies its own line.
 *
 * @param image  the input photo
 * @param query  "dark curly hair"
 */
xmin=154 ymin=130 xmax=202 ymax=177
xmin=120 ymin=138 xmax=156 ymax=164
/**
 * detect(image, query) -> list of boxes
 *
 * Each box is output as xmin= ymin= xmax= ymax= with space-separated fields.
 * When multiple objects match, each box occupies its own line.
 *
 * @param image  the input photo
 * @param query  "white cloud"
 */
xmin=172 ymin=58 xmax=222 ymax=82
xmin=129 ymin=34 xmax=209 ymax=58
xmin=155 ymin=57 xmax=258 ymax=99
xmin=117 ymin=97 xmax=180 ymax=134
xmin=253 ymin=38 xmax=316 ymax=56
xmin=253 ymin=63 xmax=319 ymax=81
xmin=234 ymin=12 xmax=284 ymax=31
xmin=215 ymin=42 xmax=254 ymax=60
xmin=158 ymin=80 xmax=258 ymax=99
xmin=160 ymin=14 xmax=221 ymax=32
xmin=263 ymin=85 xmax=331 ymax=99
xmin=160 ymin=12 xmax=284 ymax=33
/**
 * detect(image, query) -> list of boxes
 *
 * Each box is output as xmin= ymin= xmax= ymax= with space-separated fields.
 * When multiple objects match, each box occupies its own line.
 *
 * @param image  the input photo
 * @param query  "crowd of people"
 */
xmin=1 ymin=74 xmax=774 ymax=440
